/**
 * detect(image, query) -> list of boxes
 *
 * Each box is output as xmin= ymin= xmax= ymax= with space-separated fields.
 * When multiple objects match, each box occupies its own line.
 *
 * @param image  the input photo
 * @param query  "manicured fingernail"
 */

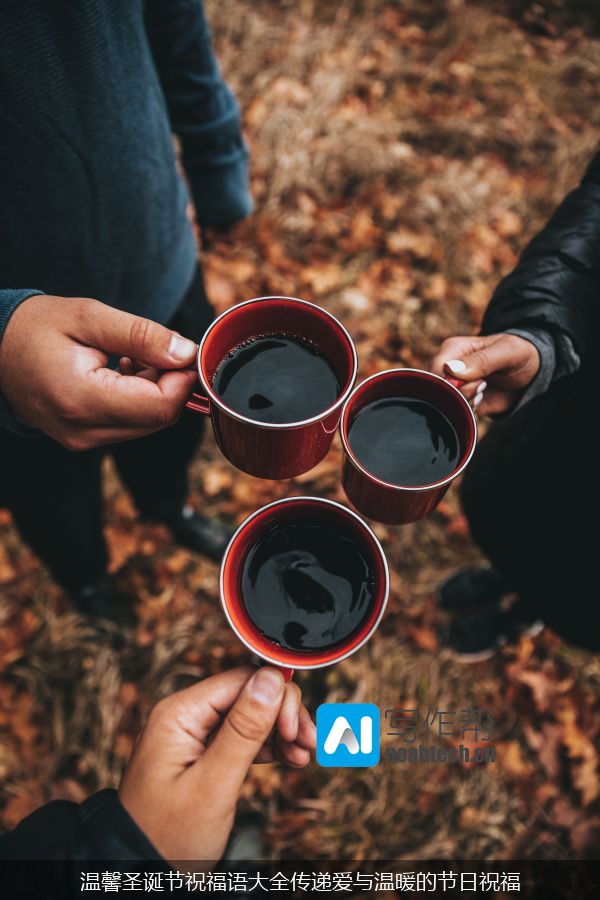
xmin=476 ymin=381 xmax=487 ymax=394
xmin=250 ymin=668 xmax=285 ymax=705
xmin=168 ymin=334 xmax=197 ymax=363
xmin=445 ymin=359 xmax=467 ymax=374
xmin=474 ymin=393 xmax=483 ymax=408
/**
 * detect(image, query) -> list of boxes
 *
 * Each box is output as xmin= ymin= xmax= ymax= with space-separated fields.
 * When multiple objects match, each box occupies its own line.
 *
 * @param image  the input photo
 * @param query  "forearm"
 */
xmin=144 ymin=0 xmax=252 ymax=226
xmin=482 ymin=150 xmax=600 ymax=371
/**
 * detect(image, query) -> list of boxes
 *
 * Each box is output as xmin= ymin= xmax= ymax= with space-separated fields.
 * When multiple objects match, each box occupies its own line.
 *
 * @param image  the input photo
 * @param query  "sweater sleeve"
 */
xmin=481 ymin=150 xmax=600 ymax=374
xmin=0 ymin=289 xmax=44 ymax=435
xmin=144 ymin=0 xmax=253 ymax=228
xmin=0 ymin=790 xmax=162 ymax=896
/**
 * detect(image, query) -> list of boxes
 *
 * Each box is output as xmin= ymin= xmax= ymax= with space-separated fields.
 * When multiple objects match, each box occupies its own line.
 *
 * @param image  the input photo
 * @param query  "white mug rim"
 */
xmin=340 ymin=367 xmax=478 ymax=493
xmin=219 ymin=496 xmax=390 ymax=670
xmin=196 ymin=296 xmax=358 ymax=430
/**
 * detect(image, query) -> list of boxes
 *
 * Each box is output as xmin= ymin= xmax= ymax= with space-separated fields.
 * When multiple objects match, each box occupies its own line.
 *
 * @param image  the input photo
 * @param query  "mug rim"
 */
xmin=219 ymin=495 xmax=390 ymax=670
xmin=340 ymin=367 xmax=478 ymax=493
xmin=197 ymin=296 xmax=358 ymax=430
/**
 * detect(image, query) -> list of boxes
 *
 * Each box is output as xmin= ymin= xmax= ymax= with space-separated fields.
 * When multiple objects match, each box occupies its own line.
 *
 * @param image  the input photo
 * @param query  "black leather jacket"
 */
xmin=0 ymin=789 xmax=161 ymax=896
xmin=482 ymin=150 xmax=600 ymax=375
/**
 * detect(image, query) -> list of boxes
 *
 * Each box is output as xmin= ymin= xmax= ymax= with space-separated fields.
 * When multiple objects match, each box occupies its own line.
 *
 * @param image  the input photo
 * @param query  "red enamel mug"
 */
xmin=220 ymin=496 xmax=389 ymax=679
xmin=185 ymin=297 xmax=357 ymax=479
xmin=340 ymin=368 xmax=477 ymax=525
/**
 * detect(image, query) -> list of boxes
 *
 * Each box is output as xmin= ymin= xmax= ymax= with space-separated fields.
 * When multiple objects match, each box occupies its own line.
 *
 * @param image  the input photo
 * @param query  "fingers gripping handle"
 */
xmin=186 ymin=392 xmax=211 ymax=415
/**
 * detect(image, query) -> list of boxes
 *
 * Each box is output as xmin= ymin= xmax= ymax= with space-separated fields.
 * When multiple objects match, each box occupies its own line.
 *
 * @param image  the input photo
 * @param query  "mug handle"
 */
xmin=251 ymin=654 xmax=295 ymax=682
xmin=446 ymin=376 xmax=465 ymax=390
xmin=185 ymin=392 xmax=210 ymax=415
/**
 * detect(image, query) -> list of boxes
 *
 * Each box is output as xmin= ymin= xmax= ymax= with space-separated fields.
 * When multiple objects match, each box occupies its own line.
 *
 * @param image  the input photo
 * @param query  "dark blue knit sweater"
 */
xmin=0 ymin=0 xmax=252 ymax=431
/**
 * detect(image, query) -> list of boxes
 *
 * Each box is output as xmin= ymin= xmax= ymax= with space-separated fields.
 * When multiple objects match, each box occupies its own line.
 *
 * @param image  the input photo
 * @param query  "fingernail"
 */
xmin=446 ymin=359 xmax=467 ymax=374
xmin=474 ymin=393 xmax=483 ymax=408
xmin=168 ymin=334 xmax=197 ymax=363
xmin=249 ymin=668 xmax=285 ymax=705
xmin=476 ymin=381 xmax=487 ymax=395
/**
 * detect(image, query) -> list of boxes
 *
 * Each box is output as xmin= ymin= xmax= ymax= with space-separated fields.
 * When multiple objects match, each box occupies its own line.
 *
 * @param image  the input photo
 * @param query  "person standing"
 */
xmin=432 ymin=150 xmax=599 ymax=659
xmin=0 ymin=1 xmax=253 ymax=622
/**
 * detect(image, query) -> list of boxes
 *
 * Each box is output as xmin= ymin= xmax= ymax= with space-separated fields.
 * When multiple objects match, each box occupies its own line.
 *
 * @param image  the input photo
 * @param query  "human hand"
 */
xmin=119 ymin=666 xmax=316 ymax=862
xmin=0 ymin=295 xmax=199 ymax=450
xmin=431 ymin=332 xmax=540 ymax=415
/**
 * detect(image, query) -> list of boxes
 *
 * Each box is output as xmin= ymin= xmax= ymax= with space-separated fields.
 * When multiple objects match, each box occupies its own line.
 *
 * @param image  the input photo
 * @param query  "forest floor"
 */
xmin=1 ymin=0 xmax=600 ymax=862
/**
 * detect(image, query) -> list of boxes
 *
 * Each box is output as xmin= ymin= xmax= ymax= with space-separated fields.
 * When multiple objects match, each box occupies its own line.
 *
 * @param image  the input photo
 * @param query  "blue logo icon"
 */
xmin=316 ymin=703 xmax=380 ymax=767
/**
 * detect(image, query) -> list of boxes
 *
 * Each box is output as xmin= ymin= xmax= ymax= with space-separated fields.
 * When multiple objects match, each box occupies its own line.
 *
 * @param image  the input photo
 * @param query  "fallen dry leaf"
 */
xmin=555 ymin=699 xmax=600 ymax=807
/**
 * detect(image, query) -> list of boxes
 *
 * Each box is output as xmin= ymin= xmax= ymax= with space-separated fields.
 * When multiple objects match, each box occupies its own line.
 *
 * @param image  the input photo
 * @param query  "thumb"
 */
xmin=77 ymin=300 xmax=198 ymax=369
xmin=443 ymin=337 xmax=513 ymax=383
xmin=199 ymin=668 xmax=285 ymax=795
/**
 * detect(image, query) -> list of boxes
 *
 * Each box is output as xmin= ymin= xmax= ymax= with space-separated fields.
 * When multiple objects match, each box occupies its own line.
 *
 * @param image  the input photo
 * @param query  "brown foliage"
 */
xmin=2 ymin=0 xmax=600 ymax=863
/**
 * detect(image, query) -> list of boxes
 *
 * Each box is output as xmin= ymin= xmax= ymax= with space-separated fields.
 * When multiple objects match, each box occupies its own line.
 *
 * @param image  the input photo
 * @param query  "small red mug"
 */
xmin=220 ymin=496 xmax=389 ymax=679
xmin=185 ymin=296 xmax=357 ymax=479
xmin=340 ymin=368 xmax=477 ymax=525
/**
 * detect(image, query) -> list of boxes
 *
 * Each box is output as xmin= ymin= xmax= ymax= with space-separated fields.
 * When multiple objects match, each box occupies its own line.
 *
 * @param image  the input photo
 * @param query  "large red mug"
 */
xmin=220 ymin=496 xmax=389 ymax=679
xmin=185 ymin=297 xmax=357 ymax=479
xmin=340 ymin=368 xmax=477 ymax=525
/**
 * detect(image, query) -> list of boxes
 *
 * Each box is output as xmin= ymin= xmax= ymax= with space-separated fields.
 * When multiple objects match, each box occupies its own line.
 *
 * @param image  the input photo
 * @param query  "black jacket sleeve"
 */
xmin=0 ymin=789 xmax=161 ymax=897
xmin=481 ymin=150 xmax=600 ymax=370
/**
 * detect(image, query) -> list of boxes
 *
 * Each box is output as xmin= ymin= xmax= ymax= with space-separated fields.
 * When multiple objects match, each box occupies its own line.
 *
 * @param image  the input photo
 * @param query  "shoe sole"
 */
xmin=518 ymin=619 xmax=545 ymax=639
xmin=450 ymin=646 xmax=500 ymax=664
xmin=450 ymin=621 xmax=545 ymax=664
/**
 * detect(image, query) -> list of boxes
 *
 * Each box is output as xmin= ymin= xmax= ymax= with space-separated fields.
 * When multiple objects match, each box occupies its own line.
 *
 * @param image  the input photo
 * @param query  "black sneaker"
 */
xmin=162 ymin=505 xmax=233 ymax=562
xmin=71 ymin=577 xmax=131 ymax=629
xmin=438 ymin=566 xmax=508 ymax=614
xmin=444 ymin=603 xmax=544 ymax=663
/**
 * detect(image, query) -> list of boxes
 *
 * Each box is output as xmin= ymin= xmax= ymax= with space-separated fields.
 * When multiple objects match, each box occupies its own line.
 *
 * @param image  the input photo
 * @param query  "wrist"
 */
xmin=188 ymin=158 xmax=253 ymax=229
xmin=0 ymin=293 xmax=45 ymax=395
xmin=0 ymin=290 xmax=45 ymax=349
xmin=503 ymin=327 xmax=556 ymax=412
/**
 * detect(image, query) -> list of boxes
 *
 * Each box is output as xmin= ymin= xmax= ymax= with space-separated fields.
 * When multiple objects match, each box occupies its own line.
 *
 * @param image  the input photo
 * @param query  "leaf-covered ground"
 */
xmin=1 ymin=0 xmax=600 ymax=862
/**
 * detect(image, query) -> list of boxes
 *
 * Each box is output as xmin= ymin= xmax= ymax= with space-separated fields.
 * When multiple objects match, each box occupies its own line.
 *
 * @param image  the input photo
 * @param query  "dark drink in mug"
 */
xmin=241 ymin=517 xmax=375 ymax=652
xmin=212 ymin=334 xmax=341 ymax=425
xmin=220 ymin=497 xmax=389 ymax=674
xmin=347 ymin=397 xmax=460 ymax=487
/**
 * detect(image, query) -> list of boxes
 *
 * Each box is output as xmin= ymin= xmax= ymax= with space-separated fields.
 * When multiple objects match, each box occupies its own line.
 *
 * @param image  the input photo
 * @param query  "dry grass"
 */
xmin=1 ymin=0 xmax=600 ymax=862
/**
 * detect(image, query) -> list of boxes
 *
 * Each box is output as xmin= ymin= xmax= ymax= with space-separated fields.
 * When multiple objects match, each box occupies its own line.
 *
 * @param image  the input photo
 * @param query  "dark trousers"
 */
xmin=0 ymin=268 xmax=214 ymax=591
xmin=460 ymin=369 xmax=598 ymax=651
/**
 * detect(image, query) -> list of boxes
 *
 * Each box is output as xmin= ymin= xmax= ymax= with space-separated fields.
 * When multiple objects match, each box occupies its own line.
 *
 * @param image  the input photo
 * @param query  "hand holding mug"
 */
xmin=119 ymin=666 xmax=316 ymax=862
xmin=0 ymin=295 xmax=199 ymax=450
xmin=431 ymin=333 xmax=541 ymax=415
